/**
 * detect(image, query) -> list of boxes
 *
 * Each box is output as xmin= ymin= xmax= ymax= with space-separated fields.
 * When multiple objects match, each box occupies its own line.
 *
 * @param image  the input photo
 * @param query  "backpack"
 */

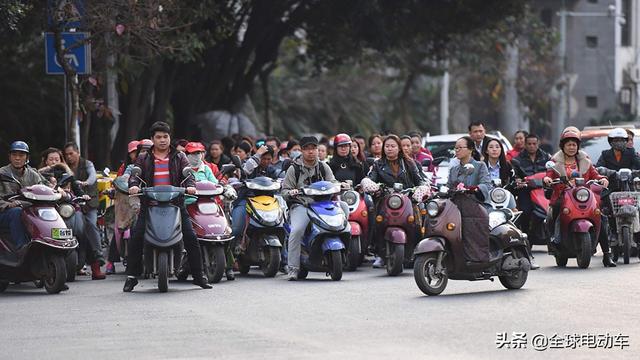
xmin=292 ymin=162 xmax=327 ymax=186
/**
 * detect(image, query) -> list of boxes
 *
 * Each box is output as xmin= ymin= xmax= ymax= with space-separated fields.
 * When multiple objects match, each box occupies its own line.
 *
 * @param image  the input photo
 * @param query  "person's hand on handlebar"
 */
xmin=186 ymin=186 xmax=196 ymax=195
xmin=599 ymin=178 xmax=609 ymax=188
xmin=543 ymin=176 xmax=553 ymax=186
xmin=129 ymin=186 xmax=140 ymax=195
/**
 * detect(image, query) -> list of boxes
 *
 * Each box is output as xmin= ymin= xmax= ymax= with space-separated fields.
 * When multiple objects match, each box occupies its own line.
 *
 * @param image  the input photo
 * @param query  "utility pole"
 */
xmin=440 ymin=71 xmax=449 ymax=135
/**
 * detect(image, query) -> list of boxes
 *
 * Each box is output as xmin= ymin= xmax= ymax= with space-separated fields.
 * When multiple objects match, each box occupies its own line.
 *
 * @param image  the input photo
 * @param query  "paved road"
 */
xmin=1 ymin=247 xmax=638 ymax=360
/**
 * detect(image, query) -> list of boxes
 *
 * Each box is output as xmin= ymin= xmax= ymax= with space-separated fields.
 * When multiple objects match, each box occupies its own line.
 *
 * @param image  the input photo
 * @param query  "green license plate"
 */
xmin=52 ymin=228 xmax=73 ymax=240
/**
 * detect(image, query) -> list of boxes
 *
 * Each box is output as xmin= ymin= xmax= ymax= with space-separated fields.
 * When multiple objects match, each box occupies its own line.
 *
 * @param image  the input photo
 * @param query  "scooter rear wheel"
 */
xmin=0 ymin=281 xmax=8 ymax=293
xmin=44 ymin=255 xmax=67 ymax=294
xmin=157 ymin=252 xmax=169 ymax=293
xmin=413 ymin=253 xmax=447 ymax=296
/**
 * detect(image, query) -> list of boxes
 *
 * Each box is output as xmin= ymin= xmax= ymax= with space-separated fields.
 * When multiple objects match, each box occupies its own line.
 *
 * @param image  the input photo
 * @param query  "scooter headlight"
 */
xmin=489 ymin=211 xmax=507 ymax=229
xmin=256 ymin=209 xmax=281 ymax=224
xmin=58 ymin=204 xmax=75 ymax=219
xmin=388 ymin=195 xmax=403 ymax=210
xmin=575 ymin=188 xmax=590 ymax=202
xmin=343 ymin=191 xmax=358 ymax=206
xmin=490 ymin=188 xmax=507 ymax=204
xmin=426 ymin=201 xmax=440 ymax=217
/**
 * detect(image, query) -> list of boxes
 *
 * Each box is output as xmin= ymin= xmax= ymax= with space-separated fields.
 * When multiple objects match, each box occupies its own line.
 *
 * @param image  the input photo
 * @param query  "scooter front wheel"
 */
xmin=0 ymin=280 xmax=8 ymax=293
xmin=262 ymin=246 xmax=280 ymax=278
xmin=622 ymin=227 xmax=631 ymax=264
xmin=157 ymin=252 xmax=169 ymax=293
xmin=386 ymin=243 xmax=404 ymax=276
xmin=204 ymin=245 xmax=226 ymax=284
xmin=329 ymin=250 xmax=343 ymax=281
xmin=575 ymin=233 xmax=592 ymax=269
xmin=413 ymin=253 xmax=447 ymax=296
xmin=346 ymin=236 xmax=361 ymax=271
xmin=44 ymin=255 xmax=67 ymax=294
xmin=65 ymin=251 xmax=78 ymax=282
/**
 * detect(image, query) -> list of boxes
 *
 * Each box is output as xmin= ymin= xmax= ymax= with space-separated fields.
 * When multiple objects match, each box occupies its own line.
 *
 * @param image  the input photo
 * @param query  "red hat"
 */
xmin=185 ymin=142 xmax=206 ymax=154
xmin=127 ymin=140 xmax=140 ymax=153
xmin=138 ymin=139 xmax=153 ymax=150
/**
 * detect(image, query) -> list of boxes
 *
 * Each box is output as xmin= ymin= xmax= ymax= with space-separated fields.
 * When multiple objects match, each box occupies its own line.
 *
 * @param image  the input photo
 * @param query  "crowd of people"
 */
xmin=2 ymin=119 xmax=639 ymax=292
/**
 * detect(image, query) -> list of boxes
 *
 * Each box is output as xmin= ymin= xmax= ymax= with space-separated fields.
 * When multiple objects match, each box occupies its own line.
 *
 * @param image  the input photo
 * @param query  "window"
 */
xmin=586 ymin=96 xmax=598 ymax=108
xmin=621 ymin=0 xmax=632 ymax=46
xmin=586 ymin=36 xmax=598 ymax=48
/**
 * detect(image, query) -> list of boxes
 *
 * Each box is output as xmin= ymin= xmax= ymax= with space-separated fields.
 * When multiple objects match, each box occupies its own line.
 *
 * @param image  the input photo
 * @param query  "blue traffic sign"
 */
xmin=44 ymin=32 xmax=91 ymax=75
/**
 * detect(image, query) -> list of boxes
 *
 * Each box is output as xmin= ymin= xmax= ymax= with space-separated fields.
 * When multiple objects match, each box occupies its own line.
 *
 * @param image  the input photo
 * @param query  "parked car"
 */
xmin=423 ymin=132 xmax=513 ymax=185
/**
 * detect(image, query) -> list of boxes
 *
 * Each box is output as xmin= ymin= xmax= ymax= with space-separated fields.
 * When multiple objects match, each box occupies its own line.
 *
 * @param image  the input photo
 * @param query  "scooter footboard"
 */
xmin=384 ymin=227 xmax=406 ymax=244
xmin=413 ymin=237 xmax=445 ymax=256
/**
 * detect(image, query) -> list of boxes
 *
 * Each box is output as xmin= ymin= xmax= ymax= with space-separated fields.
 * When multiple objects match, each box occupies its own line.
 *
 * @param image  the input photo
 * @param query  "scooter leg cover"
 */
xmin=452 ymin=194 xmax=489 ymax=263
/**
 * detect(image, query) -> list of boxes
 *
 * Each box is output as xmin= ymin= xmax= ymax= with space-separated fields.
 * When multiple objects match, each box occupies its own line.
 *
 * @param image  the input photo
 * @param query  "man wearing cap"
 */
xmin=281 ymin=136 xmax=349 ymax=280
xmin=0 ymin=141 xmax=49 ymax=249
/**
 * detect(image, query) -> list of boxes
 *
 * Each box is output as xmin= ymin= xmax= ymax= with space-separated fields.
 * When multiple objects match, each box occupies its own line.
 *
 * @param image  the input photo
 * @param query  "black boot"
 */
xmin=192 ymin=274 xmax=213 ymax=289
xmin=603 ymin=252 xmax=617 ymax=267
xmin=123 ymin=276 xmax=139 ymax=292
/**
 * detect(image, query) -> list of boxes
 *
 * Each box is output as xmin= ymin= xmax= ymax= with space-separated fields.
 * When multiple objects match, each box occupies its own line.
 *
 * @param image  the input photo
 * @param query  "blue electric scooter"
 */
xmin=294 ymin=181 xmax=350 ymax=281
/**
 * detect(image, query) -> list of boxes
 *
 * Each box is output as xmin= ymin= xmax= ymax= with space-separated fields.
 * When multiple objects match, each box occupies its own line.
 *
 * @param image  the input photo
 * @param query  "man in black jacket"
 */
xmin=595 ymin=127 xmax=640 ymax=177
xmin=512 ymin=134 xmax=551 ymax=236
xmin=123 ymin=121 xmax=212 ymax=292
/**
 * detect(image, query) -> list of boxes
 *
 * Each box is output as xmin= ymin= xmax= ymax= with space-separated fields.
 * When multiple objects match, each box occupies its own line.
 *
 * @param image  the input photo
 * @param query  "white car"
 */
xmin=422 ymin=132 xmax=513 ymax=185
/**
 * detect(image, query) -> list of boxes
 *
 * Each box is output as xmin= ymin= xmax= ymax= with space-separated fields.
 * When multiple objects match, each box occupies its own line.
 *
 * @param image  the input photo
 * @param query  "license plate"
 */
xmin=617 ymin=198 xmax=635 ymax=206
xmin=52 ymin=228 xmax=73 ymax=240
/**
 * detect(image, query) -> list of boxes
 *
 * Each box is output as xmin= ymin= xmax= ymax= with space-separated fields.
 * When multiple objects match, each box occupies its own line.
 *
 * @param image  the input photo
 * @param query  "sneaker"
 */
xmin=287 ymin=267 xmax=299 ymax=281
xmin=225 ymin=269 xmax=235 ymax=281
xmin=123 ymin=276 xmax=138 ymax=292
xmin=530 ymin=259 xmax=540 ymax=270
xmin=372 ymin=256 xmax=384 ymax=268
xmin=105 ymin=262 xmax=115 ymax=275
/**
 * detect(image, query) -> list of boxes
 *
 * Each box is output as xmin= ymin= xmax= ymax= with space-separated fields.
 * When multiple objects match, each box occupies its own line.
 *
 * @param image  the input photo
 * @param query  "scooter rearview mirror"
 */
xmin=545 ymin=161 xmax=555 ymax=170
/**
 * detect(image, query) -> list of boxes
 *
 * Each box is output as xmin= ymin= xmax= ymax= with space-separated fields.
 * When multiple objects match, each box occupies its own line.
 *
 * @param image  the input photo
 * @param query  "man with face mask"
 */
xmin=596 ymin=128 xmax=640 ymax=174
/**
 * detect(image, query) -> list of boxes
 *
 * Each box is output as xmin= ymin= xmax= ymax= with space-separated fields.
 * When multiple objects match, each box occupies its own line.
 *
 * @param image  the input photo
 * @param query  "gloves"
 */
xmin=360 ymin=178 xmax=380 ymax=194
xmin=223 ymin=185 xmax=237 ymax=200
xmin=412 ymin=185 xmax=431 ymax=203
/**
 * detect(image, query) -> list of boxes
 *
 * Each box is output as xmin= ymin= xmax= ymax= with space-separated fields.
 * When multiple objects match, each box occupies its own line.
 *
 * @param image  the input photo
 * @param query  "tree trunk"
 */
xmin=499 ymin=42 xmax=522 ymax=136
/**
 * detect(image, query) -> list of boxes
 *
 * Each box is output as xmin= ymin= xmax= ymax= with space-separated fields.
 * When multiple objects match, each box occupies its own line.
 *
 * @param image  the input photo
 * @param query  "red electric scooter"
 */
xmin=0 ymin=176 xmax=77 ymax=294
xmin=521 ymin=172 xmax=551 ymax=246
xmin=341 ymin=184 xmax=370 ymax=271
xmin=372 ymin=183 xmax=417 ymax=276
xmin=180 ymin=180 xmax=233 ymax=283
xmin=546 ymin=162 xmax=605 ymax=269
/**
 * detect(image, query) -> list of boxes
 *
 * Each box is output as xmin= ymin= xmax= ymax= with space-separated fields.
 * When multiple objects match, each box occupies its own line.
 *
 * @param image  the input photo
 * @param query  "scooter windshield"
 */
xmin=144 ymin=186 xmax=184 ymax=202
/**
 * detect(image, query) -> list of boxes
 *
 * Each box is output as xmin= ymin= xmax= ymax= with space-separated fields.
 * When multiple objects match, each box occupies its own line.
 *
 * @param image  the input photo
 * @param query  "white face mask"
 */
xmin=187 ymin=153 xmax=202 ymax=167
xmin=291 ymin=150 xmax=302 ymax=159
